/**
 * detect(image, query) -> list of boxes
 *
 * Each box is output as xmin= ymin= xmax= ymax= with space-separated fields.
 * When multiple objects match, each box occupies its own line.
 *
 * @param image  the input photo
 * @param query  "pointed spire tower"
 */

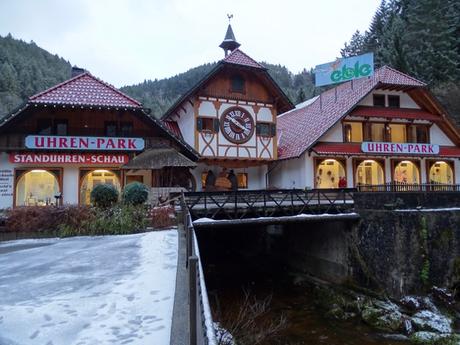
xmin=219 ymin=14 xmax=241 ymax=57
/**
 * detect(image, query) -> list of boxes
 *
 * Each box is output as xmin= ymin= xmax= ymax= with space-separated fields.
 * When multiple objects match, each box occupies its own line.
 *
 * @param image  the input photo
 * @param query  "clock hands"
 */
xmin=226 ymin=115 xmax=250 ymax=134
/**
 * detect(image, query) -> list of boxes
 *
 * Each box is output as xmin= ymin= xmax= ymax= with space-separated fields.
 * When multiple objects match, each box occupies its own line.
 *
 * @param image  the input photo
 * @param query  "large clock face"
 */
xmin=220 ymin=107 xmax=255 ymax=144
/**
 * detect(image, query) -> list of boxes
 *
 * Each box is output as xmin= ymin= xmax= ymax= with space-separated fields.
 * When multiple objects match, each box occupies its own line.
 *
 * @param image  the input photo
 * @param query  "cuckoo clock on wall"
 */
xmin=220 ymin=107 xmax=255 ymax=144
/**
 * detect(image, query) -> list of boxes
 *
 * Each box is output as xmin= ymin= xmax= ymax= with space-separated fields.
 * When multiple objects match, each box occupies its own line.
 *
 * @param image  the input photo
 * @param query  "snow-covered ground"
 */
xmin=0 ymin=230 xmax=178 ymax=345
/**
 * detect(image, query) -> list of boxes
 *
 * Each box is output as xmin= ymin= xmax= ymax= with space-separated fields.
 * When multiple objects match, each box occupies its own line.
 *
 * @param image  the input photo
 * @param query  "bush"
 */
xmin=122 ymin=182 xmax=149 ymax=205
xmin=151 ymin=205 xmax=176 ymax=228
xmin=5 ymin=205 xmax=94 ymax=233
xmin=91 ymin=184 xmax=119 ymax=207
xmin=84 ymin=204 xmax=148 ymax=235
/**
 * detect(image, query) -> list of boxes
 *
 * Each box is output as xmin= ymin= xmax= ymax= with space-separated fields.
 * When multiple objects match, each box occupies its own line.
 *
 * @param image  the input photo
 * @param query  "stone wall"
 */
xmin=351 ymin=209 xmax=460 ymax=298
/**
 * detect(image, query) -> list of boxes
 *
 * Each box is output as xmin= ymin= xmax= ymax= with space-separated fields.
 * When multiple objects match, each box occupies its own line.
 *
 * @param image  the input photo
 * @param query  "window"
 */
xmin=197 ymin=117 xmax=218 ymax=132
xmin=16 ymin=169 xmax=60 ymax=206
xmin=120 ymin=122 xmax=133 ymax=137
xmin=316 ymin=159 xmax=346 ymax=189
xmin=429 ymin=161 xmax=453 ymax=184
xmin=55 ymin=120 xmax=68 ymax=136
xmin=389 ymin=124 xmax=406 ymax=142
xmin=407 ymin=125 xmax=429 ymax=143
xmin=237 ymin=173 xmax=248 ymax=189
xmin=231 ymin=75 xmax=245 ymax=93
xmin=343 ymin=122 xmax=363 ymax=142
xmin=394 ymin=160 xmax=420 ymax=184
xmin=80 ymin=169 xmax=121 ymax=205
xmin=105 ymin=122 xmax=117 ymax=137
xmin=256 ymin=123 xmax=275 ymax=137
xmin=388 ymin=95 xmax=400 ymax=108
xmin=370 ymin=123 xmax=386 ymax=142
xmin=355 ymin=160 xmax=384 ymax=187
xmin=373 ymin=94 xmax=385 ymax=107
xmin=37 ymin=119 xmax=53 ymax=135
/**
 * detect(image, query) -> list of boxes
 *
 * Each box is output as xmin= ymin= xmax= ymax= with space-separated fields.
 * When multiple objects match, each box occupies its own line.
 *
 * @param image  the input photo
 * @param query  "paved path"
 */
xmin=0 ymin=231 xmax=178 ymax=345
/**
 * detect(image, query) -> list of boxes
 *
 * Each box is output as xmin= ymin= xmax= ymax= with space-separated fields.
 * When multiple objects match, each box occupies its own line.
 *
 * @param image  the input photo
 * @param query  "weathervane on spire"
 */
xmin=220 ymin=14 xmax=240 ymax=57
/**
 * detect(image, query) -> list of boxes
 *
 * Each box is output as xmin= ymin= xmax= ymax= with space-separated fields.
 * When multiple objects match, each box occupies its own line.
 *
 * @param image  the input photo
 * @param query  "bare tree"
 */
xmin=214 ymin=290 xmax=287 ymax=345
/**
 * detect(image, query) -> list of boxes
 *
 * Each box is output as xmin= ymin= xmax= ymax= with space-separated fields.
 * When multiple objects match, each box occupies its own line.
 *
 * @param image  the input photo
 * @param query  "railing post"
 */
xmin=189 ymin=256 xmax=198 ymax=345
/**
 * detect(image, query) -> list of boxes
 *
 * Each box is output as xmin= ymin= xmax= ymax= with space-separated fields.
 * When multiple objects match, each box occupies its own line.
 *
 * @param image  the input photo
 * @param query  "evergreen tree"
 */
xmin=296 ymin=88 xmax=306 ymax=104
xmin=341 ymin=31 xmax=366 ymax=57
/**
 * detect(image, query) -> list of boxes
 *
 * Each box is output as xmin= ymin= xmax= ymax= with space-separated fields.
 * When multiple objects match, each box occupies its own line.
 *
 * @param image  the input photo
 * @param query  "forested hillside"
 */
xmin=0 ymin=0 xmax=459 ymax=122
xmin=341 ymin=0 xmax=460 ymax=124
xmin=0 ymin=34 xmax=71 ymax=116
xmin=120 ymin=63 xmax=316 ymax=118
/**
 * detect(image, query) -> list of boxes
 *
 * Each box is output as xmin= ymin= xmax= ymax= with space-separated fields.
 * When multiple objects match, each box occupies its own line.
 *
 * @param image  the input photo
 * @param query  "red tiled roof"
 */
xmin=163 ymin=120 xmax=183 ymax=139
xmin=29 ymin=72 xmax=142 ymax=108
xmin=277 ymin=66 xmax=427 ymax=159
xmin=312 ymin=142 xmax=460 ymax=158
xmin=350 ymin=106 xmax=439 ymax=121
xmin=222 ymin=49 xmax=265 ymax=69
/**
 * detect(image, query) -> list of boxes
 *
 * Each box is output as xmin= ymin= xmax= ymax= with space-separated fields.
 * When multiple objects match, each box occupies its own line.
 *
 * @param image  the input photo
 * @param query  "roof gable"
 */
xmin=29 ymin=72 xmax=142 ymax=108
xmin=222 ymin=49 xmax=265 ymax=69
xmin=277 ymin=66 xmax=435 ymax=159
xmin=162 ymin=49 xmax=293 ymax=120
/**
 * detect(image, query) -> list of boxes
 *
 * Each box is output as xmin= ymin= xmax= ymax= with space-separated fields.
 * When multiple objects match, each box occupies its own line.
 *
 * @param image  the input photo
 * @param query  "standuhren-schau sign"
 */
xmin=315 ymin=53 xmax=374 ymax=87
xmin=361 ymin=142 xmax=439 ymax=155
xmin=25 ymin=135 xmax=145 ymax=151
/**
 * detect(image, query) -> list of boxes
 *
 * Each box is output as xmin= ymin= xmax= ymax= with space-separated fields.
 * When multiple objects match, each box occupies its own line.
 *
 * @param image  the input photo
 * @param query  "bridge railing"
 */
xmin=356 ymin=183 xmax=460 ymax=192
xmin=179 ymin=192 xmax=216 ymax=345
xmin=182 ymin=188 xmax=356 ymax=219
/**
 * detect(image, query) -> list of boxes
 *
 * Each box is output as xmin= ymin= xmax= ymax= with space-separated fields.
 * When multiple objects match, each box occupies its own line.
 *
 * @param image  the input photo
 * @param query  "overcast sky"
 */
xmin=0 ymin=0 xmax=380 ymax=88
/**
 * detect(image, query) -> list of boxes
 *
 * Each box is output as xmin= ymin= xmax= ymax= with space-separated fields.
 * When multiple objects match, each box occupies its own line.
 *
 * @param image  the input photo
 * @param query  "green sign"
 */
xmin=315 ymin=53 xmax=374 ymax=87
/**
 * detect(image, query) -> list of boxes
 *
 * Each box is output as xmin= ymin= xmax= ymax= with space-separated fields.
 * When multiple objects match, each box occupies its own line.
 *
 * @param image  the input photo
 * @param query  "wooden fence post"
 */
xmin=189 ymin=256 xmax=198 ymax=345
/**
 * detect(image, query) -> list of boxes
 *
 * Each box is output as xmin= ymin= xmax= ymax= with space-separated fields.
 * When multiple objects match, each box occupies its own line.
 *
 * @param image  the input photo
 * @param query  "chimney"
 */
xmin=71 ymin=66 xmax=86 ymax=77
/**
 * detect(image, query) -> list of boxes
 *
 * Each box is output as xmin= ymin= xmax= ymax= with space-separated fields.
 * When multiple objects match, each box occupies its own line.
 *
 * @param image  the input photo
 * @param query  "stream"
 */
xmin=198 ymin=227 xmax=411 ymax=345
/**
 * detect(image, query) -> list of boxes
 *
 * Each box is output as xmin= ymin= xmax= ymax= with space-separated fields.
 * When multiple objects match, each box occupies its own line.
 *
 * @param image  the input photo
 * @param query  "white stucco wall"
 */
xmin=318 ymin=122 xmax=343 ymax=142
xmin=174 ymin=101 xmax=195 ymax=148
xmin=358 ymin=90 xmax=420 ymax=109
xmin=430 ymin=124 xmax=455 ymax=146
xmin=0 ymin=152 xmax=14 ymax=209
xmin=62 ymin=167 xmax=79 ymax=204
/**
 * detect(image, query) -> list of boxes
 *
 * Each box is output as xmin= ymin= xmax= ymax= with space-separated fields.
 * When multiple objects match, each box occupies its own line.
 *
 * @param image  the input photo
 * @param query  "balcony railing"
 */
xmin=357 ymin=183 xmax=460 ymax=192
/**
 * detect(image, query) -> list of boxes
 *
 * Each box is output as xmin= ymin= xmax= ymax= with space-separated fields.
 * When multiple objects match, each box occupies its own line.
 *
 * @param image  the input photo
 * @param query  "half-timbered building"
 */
xmin=161 ymin=24 xmax=293 ymax=191
xmin=0 ymin=68 xmax=197 ymax=208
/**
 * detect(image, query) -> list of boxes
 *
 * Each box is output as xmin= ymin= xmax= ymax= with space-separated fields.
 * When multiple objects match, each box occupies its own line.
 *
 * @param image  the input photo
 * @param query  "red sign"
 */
xmin=361 ymin=142 xmax=439 ymax=155
xmin=25 ymin=135 xmax=144 ymax=151
xmin=9 ymin=153 xmax=129 ymax=165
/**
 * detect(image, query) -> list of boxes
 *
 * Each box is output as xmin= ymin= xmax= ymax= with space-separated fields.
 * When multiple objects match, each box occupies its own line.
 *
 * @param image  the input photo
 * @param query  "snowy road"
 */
xmin=0 ymin=230 xmax=178 ymax=345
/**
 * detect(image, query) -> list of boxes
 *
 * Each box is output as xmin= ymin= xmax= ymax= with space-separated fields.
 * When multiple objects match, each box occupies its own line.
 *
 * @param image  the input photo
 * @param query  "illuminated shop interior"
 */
xmin=80 ymin=169 xmax=121 ymax=205
xmin=429 ymin=161 xmax=453 ymax=184
xmin=394 ymin=160 xmax=420 ymax=184
xmin=16 ymin=170 xmax=60 ymax=206
xmin=356 ymin=160 xmax=384 ymax=186
xmin=316 ymin=159 xmax=345 ymax=188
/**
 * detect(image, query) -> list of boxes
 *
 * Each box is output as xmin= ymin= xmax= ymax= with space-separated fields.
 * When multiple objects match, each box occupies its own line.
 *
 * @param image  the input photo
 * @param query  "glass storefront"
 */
xmin=429 ymin=161 xmax=453 ymax=184
xmin=16 ymin=170 xmax=60 ymax=206
xmin=356 ymin=160 xmax=384 ymax=186
xmin=80 ymin=169 xmax=121 ymax=205
xmin=394 ymin=160 xmax=420 ymax=184
xmin=316 ymin=159 xmax=346 ymax=188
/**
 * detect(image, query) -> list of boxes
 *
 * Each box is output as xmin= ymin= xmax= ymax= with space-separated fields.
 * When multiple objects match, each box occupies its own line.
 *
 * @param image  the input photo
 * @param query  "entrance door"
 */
xmin=80 ymin=169 xmax=121 ymax=205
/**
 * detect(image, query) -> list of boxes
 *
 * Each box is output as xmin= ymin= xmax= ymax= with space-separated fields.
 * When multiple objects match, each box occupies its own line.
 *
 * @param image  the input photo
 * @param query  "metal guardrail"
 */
xmin=183 ymin=188 xmax=356 ymax=220
xmin=356 ymin=183 xmax=460 ymax=192
xmin=179 ymin=192 xmax=213 ymax=345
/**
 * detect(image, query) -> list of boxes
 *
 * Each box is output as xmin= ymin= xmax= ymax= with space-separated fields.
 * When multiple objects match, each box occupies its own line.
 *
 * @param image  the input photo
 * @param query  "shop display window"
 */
xmin=429 ymin=161 xmax=453 ymax=184
xmin=394 ymin=161 xmax=420 ymax=184
xmin=356 ymin=160 xmax=384 ymax=186
xmin=316 ymin=159 xmax=346 ymax=189
xmin=16 ymin=170 xmax=60 ymax=206
xmin=80 ymin=169 xmax=121 ymax=205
